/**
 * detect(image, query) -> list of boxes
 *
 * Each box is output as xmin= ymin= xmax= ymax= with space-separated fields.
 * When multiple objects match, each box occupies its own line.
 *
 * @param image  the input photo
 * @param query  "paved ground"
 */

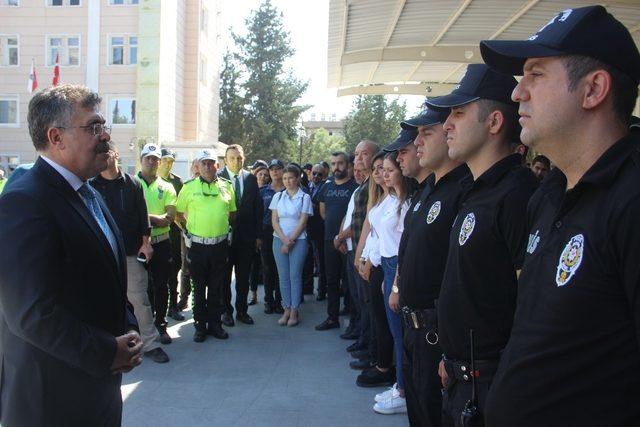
xmin=121 ymin=287 xmax=409 ymax=427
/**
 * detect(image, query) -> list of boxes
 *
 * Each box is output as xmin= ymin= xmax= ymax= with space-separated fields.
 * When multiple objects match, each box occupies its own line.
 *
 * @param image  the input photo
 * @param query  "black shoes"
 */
xmin=167 ymin=307 xmax=185 ymax=321
xmin=221 ymin=312 xmax=235 ymax=327
xmin=157 ymin=325 xmax=172 ymax=344
xmin=315 ymin=318 xmax=340 ymax=331
xmin=193 ymin=330 xmax=206 ymax=343
xmin=236 ymin=312 xmax=254 ymax=325
xmin=356 ymin=366 xmax=396 ymax=388
xmin=248 ymin=297 xmax=257 ymax=306
xmin=176 ymin=298 xmax=188 ymax=311
xmin=273 ymin=304 xmax=285 ymax=314
xmin=144 ymin=347 xmax=170 ymax=363
xmin=207 ymin=323 xmax=229 ymax=340
xmin=340 ymin=328 xmax=359 ymax=340
xmin=316 ymin=293 xmax=326 ymax=301
xmin=350 ymin=359 xmax=375 ymax=370
xmin=264 ymin=303 xmax=274 ymax=314
xmin=339 ymin=307 xmax=350 ymax=316
xmin=346 ymin=342 xmax=365 ymax=352
xmin=350 ymin=349 xmax=370 ymax=360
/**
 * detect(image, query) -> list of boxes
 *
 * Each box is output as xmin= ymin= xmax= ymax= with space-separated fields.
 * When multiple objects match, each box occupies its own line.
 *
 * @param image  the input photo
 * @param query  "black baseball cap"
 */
xmin=401 ymin=103 xmax=450 ymax=129
xmin=268 ymin=159 xmax=285 ymax=169
xmin=161 ymin=148 xmax=175 ymax=159
xmin=303 ymin=163 xmax=313 ymax=170
xmin=251 ymin=159 xmax=268 ymax=170
xmin=480 ymin=5 xmax=640 ymax=84
xmin=383 ymin=127 xmax=419 ymax=152
xmin=425 ymin=64 xmax=518 ymax=110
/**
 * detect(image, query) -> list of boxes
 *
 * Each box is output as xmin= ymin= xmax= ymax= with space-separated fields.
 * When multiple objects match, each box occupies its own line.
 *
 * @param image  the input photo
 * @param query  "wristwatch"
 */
xmin=392 ymin=284 xmax=399 ymax=294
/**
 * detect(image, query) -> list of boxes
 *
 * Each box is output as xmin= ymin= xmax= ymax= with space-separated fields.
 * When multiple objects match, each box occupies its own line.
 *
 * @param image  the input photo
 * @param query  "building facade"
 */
xmin=0 ymin=0 xmax=221 ymax=175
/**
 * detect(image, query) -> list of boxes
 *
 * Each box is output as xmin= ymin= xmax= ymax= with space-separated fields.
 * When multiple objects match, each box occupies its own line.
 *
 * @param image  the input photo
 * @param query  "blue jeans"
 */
xmin=382 ymin=255 xmax=404 ymax=390
xmin=273 ymin=236 xmax=308 ymax=310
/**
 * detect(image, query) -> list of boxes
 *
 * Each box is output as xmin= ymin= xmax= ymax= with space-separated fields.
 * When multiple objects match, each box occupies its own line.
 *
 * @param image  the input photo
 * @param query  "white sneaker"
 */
xmin=373 ymin=395 xmax=407 ymax=415
xmin=374 ymin=383 xmax=399 ymax=403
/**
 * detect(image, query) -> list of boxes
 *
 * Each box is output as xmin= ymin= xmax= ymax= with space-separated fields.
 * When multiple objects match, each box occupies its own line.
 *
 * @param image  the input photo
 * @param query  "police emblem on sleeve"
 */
xmin=556 ymin=234 xmax=584 ymax=287
xmin=426 ymin=201 xmax=441 ymax=224
xmin=458 ymin=213 xmax=475 ymax=246
xmin=413 ymin=201 xmax=421 ymax=212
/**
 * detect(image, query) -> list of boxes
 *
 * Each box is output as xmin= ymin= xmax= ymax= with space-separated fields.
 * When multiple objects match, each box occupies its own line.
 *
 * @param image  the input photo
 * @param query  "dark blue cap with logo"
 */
xmin=401 ymin=103 xmax=450 ymax=130
xmin=383 ymin=127 xmax=419 ymax=152
xmin=480 ymin=5 xmax=640 ymax=84
xmin=251 ymin=159 xmax=269 ymax=169
xmin=424 ymin=64 xmax=518 ymax=110
xmin=268 ymin=159 xmax=285 ymax=169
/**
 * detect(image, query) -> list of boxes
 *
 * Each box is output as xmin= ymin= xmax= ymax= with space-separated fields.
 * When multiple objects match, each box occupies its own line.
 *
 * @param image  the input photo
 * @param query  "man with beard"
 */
xmin=315 ymin=152 xmax=359 ymax=330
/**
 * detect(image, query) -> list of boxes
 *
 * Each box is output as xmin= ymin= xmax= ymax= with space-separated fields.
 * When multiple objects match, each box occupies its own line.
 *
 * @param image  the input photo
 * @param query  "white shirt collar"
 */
xmin=284 ymin=187 xmax=305 ymax=199
xmin=40 ymin=155 xmax=85 ymax=191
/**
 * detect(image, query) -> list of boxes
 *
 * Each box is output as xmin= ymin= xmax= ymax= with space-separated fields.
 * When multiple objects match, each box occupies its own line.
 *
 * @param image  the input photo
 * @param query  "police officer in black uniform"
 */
xmin=478 ymin=6 xmax=640 ymax=426
xmin=425 ymin=64 xmax=538 ymax=426
xmin=393 ymin=106 xmax=471 ymax=427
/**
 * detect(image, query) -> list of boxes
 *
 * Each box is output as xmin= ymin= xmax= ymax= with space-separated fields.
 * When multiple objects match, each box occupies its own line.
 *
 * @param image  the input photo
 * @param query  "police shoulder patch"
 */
xmin=458 ymin=212 xmax=475 ymax=246
xmin=556 ymin=234 xmax=584 ymax=287
xmin=426 ymin=201 xmax=441 ymax=224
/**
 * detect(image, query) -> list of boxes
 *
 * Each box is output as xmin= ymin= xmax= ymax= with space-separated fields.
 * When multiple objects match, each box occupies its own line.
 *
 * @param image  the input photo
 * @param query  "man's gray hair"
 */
xmin=28 ymin=84 xmax=102 ymax=151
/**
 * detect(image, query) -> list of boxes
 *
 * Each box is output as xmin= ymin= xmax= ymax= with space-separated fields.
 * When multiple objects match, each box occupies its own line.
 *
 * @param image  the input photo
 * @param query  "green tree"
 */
xmin=343 ymin=95 xmax=407 ymax=152
xmin=218 ymin=50 xmax=245 ymax=145
xmin=301 ymin=128 xmax=347 ymax=165
xmin=233 ymin=0 xmax=309 ymax=162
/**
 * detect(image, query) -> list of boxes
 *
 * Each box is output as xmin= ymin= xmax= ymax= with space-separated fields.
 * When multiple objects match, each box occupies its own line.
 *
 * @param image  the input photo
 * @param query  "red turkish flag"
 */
xmin=52 ymin=53 xmax=60 ymax=87
xmin=28 ymin=59 xmax=38 ymax=93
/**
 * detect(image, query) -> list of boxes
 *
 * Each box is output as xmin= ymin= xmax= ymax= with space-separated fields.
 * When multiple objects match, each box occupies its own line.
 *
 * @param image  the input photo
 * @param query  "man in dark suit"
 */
xmin=219 ymin=144 xmax=263 ymax=326
xmin=0 ymin=85 xmax=142 ymax=426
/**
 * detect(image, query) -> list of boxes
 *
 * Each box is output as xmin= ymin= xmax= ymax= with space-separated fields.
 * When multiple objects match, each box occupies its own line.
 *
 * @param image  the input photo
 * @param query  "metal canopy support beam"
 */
xmin=488 ymin=0 xmax=540 ymax=39
xmin=341 ymin=45 xmax=481 ymax=65
xmin=431 ymin=0 xmax=473 ymax=45
xmin=337 ymin=82 xmax=458 ymax=97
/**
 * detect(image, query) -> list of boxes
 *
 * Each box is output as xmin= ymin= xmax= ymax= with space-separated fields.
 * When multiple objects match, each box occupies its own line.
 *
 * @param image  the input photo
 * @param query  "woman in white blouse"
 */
xmin=270 ymin=165 xmax=313 ymax=326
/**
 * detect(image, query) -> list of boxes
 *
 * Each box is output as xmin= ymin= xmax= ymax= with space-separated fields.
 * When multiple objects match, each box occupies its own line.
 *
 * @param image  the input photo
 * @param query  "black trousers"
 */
xmin=403 ymin=326 xmax=443 ymax=427
xmin=345 ymin=251 xmax=361 ymax=332
xmin=442 ymin=363 xmax=492 ymax=427
xmin=302 ymin=239 xmax=315 ymax=294
xmin=148 ymin=239 xmax=171 ymax=327
xmin=179 ymin=235 xmax=191 ymax=302
xmin=354 ymin=267 xmax=372 ymax=348
xmin=370 ymin=265 xmax=393 ymax=368
xmin=260 ymin=229 xmax=281 ymax=306
xmin=167 ymin=227 xmax=182 ymax=310
xmin=223 ymin=240 xmax=255 ymax=316
xmin=250 ymin=249 xmax=262 ymax=293
xmin=188 ymin=241 xmax=228 ymax=330
xmin=324 ymin=241 xmax=346 ymax=321
xmin=311 ymin=237 xmax=327 ymax=295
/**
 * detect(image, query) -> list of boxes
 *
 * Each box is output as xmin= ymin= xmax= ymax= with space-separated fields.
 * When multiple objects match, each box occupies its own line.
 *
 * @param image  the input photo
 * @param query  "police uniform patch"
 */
xmin=556 ymin=234 xmax=584 ymax=287
xmin=458 ymin=213 xmax=475 ymax=246
xmin=426 ymin=201 xmax=441 ymax=224
xmin=527 ymin=230 xmax=540 ymax=254
xmin=413 ymin=201 xmax=421 ymax=212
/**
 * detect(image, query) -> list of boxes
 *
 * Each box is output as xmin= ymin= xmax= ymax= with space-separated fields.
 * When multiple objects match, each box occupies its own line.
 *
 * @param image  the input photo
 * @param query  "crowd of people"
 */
xmin=1 ymin=4 xmax=640 ymax=427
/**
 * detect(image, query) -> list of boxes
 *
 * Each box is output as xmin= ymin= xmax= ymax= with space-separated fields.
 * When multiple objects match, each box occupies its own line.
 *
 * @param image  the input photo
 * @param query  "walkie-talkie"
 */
xmin=460 ymin=329 xmax=480 ymax=426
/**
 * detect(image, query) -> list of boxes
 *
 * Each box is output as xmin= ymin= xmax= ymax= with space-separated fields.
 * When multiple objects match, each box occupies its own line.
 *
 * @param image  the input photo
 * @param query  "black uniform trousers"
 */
xmin=403 ymin=325 xmax=443 ymax=427
xmin=250 ymin=249 xmax=262 ymax=293
xmin=311 ymin=237 xmax=327 ymax=295
xmin=302 ymin=240 xmax=315 ymax=294
xmin=148 ymin=238 xmax=171 ymax=327
xmin=179 ymin=236 xmax=191 ymax=302
xmin=324 ymin=241 xmax=347 ymax=321
xmin=188 ymin=240 xmax=228 ymax=330
xmin=223 ymin=240 xmax=255 ymax=316
xmin=370 ymin=265 xmax=393 ymax=368
xmin=442 ymin=361 xmax=492 ymax=427
xmin=260 ymin=229 xmax=281 ymax=307
xmin=345 ymin=251 xmax=361 ymax=332
xmin=167 ymin=225 xmax=182 ymax=310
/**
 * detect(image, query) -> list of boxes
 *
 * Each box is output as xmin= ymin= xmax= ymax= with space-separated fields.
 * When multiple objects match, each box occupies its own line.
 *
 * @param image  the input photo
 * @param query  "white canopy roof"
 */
xmin=327 ymin=0 xmax=640 ymax=96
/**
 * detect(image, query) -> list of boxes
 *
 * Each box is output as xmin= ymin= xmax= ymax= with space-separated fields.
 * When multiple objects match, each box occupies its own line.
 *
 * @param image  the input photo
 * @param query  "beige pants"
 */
xmin=126 ymin=256 xmax=160 ymax=353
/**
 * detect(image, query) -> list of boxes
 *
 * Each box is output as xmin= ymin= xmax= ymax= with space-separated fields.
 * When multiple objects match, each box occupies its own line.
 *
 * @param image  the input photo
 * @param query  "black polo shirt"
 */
xmin=399 ymin=164 xmax=471 ymax=309
xmin=397 ymin=176 xmax=430 ymax=276
xmin=485 ymin=135 xmax=640 ymax=427
xmin=438 ymin=154 xmax=538 ymax=361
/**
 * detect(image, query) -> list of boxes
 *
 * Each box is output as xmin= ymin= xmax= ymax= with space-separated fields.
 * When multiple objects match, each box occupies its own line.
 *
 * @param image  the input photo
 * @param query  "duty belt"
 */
xmin=150 ymin=232 xmax=170 ymax=244
xmin=190 ymin=233 xmax=227 ymax=246
xmin=401 ymin=307 xmax=438 ymax=345
xmin=443 ymin=357 xmax=499 ymax=382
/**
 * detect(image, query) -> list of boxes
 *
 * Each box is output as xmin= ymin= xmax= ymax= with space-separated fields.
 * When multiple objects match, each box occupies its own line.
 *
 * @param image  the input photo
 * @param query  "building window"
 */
xmin=199 ymin=57 xmax=207 ymax=83
xmin=200 ymin=7 xmax=208 ymax=35
xmin=47 ymin=0 xmax=80 ymax=6
xmin=1 ymin=0 xmax=20 ymax=6
xmin=108 ymin=35 xmax=137 ymax=65
xmin=0 ymin=95 xmax=18 ymax=126
xmin=109 ymin=98 xmax=136 ymax=125
xmin=47 ymin=36 xmax=80 ymax=66
xmin=0 ymin=36 xmax=18 ymax=66
xmin=108 ymin=0 xmax=137 ymax=4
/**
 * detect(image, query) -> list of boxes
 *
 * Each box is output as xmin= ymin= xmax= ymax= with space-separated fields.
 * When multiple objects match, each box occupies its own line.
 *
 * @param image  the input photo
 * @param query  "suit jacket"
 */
xmin=0 ymin=157 xmax=138 ymax=427
xmin=218 ymin=167 xmax=263 ymax=245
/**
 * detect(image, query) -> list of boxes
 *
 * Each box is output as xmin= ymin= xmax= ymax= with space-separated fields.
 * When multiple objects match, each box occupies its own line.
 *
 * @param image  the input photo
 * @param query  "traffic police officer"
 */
xmin=137 ymin=143 xmax=177 ymax=345
xmin=158 ymin=148 xmax=187 ymax=321
xmin=176 ymin=149 xmax=237 ymax=342
xmin=480 ymin=6 xmax=640 ymax=426
xmin=392 ymin=106 xmax=470 ymax=427
xmin=426 ymin=64 xmax=538 ymax=426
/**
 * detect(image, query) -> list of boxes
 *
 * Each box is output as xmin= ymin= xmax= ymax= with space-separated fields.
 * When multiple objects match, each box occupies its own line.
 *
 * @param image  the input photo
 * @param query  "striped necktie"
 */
xmin=78 ymin=183 xmax=119 ymax=259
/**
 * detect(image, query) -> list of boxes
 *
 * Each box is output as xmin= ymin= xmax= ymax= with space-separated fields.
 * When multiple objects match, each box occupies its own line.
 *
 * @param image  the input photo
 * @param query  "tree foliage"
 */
xmin=343 ymin=95 xmax=407 ymax=152
xmin=219 ymin=51 xmax=245 ymax=145
xmin=301 ymin=128 xmax=347 ymax=165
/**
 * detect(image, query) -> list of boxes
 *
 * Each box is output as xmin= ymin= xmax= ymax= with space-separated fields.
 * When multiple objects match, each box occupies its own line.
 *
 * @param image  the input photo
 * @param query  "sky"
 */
xmin=218 ymin=0 xmax=424 ymax=122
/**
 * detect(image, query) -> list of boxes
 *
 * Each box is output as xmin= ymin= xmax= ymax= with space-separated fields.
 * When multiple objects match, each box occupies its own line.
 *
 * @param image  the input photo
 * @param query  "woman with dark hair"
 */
xmin=270 ymin=164 xmax=313 ymax=326
xmin=248 ymin=165 xmax=272 ymax=305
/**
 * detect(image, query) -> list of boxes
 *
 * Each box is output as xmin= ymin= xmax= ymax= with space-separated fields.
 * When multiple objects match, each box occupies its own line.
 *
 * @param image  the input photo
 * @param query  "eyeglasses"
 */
xmin=58 ymin=123 xmax=112 ymax=136
xmin=312 ymin=172 xmax=323 ymax=177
